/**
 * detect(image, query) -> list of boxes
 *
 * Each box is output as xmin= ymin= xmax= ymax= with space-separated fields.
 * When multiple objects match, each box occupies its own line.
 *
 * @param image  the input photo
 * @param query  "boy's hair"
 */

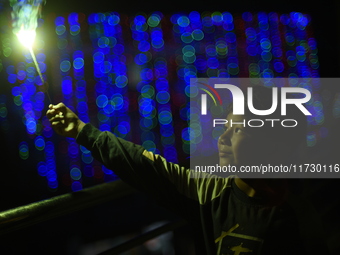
xmin=226 ymin=86 xmax=307 ymax=150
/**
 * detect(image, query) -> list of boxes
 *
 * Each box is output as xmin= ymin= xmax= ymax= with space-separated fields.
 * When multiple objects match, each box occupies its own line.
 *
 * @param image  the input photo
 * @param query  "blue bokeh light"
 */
xmin=5 ymin=11 xmax=322 ymax=192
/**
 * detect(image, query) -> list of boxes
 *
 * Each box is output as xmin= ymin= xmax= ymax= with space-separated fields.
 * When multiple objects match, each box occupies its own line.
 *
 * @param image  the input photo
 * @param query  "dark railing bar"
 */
xmin=0 ymin=180 xmax=136 ymax=235
xmin=97 ymin=219 xmax=188 ymax=255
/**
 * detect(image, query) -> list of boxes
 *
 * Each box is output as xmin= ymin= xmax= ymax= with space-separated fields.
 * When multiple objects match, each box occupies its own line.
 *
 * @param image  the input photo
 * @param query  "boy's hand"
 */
xmin=46 ymin=103 xmax=85 ymax=139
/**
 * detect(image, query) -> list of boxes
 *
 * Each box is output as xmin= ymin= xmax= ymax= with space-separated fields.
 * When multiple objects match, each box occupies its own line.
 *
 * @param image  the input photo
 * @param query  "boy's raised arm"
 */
xmin=45 ymin=103 xmax=229 ymax=217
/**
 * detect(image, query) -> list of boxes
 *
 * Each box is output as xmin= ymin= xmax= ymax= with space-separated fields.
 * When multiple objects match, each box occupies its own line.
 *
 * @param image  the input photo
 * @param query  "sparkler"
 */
xmin=11 ymin=0 xmax=51 ymax=103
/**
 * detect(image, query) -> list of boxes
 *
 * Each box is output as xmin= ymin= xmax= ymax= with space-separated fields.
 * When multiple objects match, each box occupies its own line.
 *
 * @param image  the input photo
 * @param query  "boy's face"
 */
xmin=218 ymin=113 xmax=270 ymax=166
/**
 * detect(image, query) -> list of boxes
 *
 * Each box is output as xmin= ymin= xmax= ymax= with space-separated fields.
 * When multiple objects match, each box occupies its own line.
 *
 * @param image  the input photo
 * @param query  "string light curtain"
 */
xmin=1 ymin=11 xmax=323 ymax=192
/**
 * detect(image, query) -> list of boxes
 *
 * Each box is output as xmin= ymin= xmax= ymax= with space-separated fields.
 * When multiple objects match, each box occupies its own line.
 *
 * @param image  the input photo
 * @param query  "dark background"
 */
xmin=0 ymin=0 xmax=340 ymax=254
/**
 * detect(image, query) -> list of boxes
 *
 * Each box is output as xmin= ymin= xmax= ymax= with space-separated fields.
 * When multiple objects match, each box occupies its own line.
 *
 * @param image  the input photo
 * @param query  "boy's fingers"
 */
xmin=49 ymin=115 xmax=64 ymax=122
xmin=46 ymin=109 xmax=53 ymax=119
xmin=53 ymin=102 xmax=66 ymax=111
xmin=53 ymin=103 xmax=68 ymax=116
xmin=46 ymin=109 xmax=58 ymax=119
xmin=51 ymin=121 xmax=58 ymax=126
xmin=51 ymin=121 xmax=64 ymax=127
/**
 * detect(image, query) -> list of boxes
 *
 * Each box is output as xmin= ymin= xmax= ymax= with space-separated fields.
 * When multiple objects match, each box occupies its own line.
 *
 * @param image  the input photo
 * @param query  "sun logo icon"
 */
xmin=197 ymin=82 xmax=223 ymax=115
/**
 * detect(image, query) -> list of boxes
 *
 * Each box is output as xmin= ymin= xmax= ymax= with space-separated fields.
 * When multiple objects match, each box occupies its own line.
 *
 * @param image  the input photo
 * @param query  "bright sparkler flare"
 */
xmin=11 ymin=0 xmax=51 ymax=103
xmin=16 ymin=27 xmax=46 ymax=91
xmin=15 ymin=27 xmax=52 ymax=102
xmin=16 ymin=28 xmax=36 ymax=49
xmin=16 ymin=26 xmax=43 ymax=82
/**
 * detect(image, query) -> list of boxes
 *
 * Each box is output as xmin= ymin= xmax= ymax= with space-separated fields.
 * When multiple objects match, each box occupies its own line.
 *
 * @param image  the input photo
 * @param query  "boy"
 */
xmin=46 ymin=86 xmax=307 ymax=254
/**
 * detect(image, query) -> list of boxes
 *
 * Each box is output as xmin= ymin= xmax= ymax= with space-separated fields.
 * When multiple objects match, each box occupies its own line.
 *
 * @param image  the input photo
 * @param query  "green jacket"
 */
xmin=77 ymin=123 xmax=303 ymax=255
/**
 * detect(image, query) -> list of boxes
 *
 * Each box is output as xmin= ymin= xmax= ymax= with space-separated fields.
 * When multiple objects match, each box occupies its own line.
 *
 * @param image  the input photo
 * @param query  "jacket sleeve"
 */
xmin=76 ymin=123 xmax=230 ymax=212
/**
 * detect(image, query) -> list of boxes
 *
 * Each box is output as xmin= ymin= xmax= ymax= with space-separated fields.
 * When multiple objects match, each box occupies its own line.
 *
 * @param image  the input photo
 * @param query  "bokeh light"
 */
xmin=1 ymin=11 xmax=324 ymax=193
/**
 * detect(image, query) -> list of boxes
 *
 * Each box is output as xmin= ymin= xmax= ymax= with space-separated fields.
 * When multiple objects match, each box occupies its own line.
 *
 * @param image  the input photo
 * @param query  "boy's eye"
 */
xmin=235 ymin=128 xmax=242 ymax=133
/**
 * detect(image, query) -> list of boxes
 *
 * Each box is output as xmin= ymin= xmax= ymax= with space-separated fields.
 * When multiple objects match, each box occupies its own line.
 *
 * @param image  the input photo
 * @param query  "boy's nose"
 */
xmin=218 ymin=130 xmax=231 ymax=146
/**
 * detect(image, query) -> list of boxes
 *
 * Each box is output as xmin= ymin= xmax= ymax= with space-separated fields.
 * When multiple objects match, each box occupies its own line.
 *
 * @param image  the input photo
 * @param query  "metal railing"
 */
xmin=0 ymin=180 xmax=135 ymax=235
xmin=0 ymin=180 xmax=187 ymax=254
